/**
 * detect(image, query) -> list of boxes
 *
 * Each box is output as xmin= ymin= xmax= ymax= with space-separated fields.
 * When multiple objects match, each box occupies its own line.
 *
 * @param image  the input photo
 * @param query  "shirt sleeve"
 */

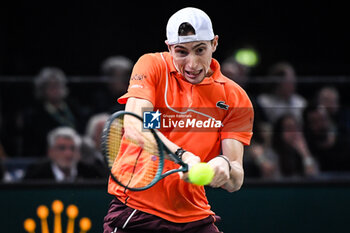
xmin=118 ymin=53 xmax=162 ymax=106
xmin=220 ymin=85 xmax=254 ymax=146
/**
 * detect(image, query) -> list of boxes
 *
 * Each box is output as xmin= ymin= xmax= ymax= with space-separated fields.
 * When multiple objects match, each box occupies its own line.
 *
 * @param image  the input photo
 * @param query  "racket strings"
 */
xmin=106 ymin=119 xmax=123 ymax=168
xmin=107 ymin=115 xmax=161 ymax=189
xmin=124 ymin=149 xmax=143 ymax=191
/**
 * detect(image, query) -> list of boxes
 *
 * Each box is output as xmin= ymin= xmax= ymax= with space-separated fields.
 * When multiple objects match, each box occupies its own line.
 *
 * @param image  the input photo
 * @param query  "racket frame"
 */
xmin=102 ymin=111 xmax=188 ymax=191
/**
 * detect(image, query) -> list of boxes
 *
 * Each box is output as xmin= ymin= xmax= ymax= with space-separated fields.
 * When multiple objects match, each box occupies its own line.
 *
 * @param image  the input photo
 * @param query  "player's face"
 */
xmin=168 ymin=36 xmax=218 ymax=84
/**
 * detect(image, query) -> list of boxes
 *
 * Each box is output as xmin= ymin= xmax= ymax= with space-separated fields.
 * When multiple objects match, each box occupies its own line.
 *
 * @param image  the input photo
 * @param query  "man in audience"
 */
xmin=24 ymin=127 xmax=105 ymax=182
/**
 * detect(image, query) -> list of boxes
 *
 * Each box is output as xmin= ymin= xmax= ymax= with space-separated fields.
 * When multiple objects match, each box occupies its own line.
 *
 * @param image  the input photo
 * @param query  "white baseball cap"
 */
xmin=166 ymin=7 xmax=215 ymax=45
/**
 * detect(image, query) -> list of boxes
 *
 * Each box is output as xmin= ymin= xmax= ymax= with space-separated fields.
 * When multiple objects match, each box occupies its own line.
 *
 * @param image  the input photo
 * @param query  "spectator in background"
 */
xmin=244 ymin=122 xmax=281 ymax=179
xmin=272 ymin=114 xmax=319 ymax=178
xmin=21 ymin=67 xmax=83 ymax=157
xmin=317 ymin=86 xmax=350 ymax=138
xmin=221 ymin=53 xmax=269 ymax=126
xmin=303 ymin=105 xmax=350 ymax=174
xmin=222 ymin=56 xmax=274 ymax=179
xmin=221 ymin=56 xmax=250 ymax=89
xmin=24 ymin=127 xmax=105 ymax=182
xmin=80 ymin=113 xmax=109 ymax=177
xmin=91 ymin=56 xmax=133 ymax=114
xmin=317 ymin=86 xmax=339 ymax=119
xmin=257 ymin=62 xmax=307 ymax=124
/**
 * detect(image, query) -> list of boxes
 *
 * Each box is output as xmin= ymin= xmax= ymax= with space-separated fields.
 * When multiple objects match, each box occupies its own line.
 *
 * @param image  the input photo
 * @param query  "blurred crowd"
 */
xmin=0 ymin=56 xmax=133 ymax=182
xmin=1 ymin=53 xmax=350 ymax=183
xmin=220 ymin=58 xmax=350 ymax=180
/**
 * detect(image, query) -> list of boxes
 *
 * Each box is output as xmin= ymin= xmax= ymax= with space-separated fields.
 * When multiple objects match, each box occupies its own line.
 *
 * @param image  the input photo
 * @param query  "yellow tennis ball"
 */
xmin=188 ymin=163 xmax=214 ymax=186
xmin=235 ymin=48 xmax=259 ymax=67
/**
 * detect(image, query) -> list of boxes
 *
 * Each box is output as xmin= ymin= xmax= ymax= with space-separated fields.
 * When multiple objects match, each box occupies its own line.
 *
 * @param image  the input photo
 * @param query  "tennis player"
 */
xmin=104 ymin=7 xmax=254 ymax=233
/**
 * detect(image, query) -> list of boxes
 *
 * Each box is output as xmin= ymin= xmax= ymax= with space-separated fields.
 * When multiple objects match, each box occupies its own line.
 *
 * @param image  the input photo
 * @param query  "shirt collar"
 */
xmin=209 ymin=58 xmax=227 ymax=84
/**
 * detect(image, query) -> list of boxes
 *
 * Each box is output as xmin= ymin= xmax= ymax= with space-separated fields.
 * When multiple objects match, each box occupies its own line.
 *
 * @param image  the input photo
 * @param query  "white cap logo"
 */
xmin=166 ymin=7 xmax=215 ymax=45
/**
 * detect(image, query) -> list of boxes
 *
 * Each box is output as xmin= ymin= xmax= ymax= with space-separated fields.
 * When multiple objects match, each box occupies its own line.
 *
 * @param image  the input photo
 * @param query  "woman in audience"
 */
xmin=272 ymin=114 xmax=319 ymax=177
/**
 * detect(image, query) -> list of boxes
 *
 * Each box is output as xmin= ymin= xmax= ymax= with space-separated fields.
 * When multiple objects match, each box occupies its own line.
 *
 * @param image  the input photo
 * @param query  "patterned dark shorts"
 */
xmin=103 ymin=198 xmax=222 ymax=233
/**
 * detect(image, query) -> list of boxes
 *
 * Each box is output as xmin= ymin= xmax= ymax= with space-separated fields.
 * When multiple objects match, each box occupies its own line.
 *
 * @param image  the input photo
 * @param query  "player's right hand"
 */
xmin=179 ymin=152 xmax=200 ymax=181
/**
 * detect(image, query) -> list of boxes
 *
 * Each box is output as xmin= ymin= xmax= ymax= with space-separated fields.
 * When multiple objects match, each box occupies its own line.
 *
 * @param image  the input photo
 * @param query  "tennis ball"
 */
xmin=188 ymin=163 xmax=214 ymax=186
xmin=235 ymin=48 xmax=259 ymax=67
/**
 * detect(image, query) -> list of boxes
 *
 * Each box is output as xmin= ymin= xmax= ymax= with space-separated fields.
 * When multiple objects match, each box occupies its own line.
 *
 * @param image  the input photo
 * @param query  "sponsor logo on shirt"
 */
xmin=131 ymin=74 xmax=146 ymax=81
xmin=216 ymin=101 xmax=229 ymax=110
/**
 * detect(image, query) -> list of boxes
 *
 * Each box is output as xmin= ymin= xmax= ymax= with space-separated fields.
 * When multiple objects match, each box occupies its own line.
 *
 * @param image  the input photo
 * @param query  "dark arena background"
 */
xmin=1 ymin=1 xmax=349 ymax=233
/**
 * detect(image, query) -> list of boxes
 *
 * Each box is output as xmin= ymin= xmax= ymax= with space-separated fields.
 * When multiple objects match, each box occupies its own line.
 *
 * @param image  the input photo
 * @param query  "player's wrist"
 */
xmin=182 ymin=151 xmax=200 ymax=164
xmin=175 ymin=147 xmax=186 ymax=160
xmin=217 ymin=155 xmax=232 ymax=172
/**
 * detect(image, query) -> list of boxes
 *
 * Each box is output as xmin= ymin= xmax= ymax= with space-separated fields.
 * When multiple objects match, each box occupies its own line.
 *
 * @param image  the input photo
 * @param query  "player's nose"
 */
xmin=186 ymin=54 xmax=199 ymax=70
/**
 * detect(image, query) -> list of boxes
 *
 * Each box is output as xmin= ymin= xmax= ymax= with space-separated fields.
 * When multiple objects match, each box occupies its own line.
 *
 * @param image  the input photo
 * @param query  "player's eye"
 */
xmin=175 ymin=49 xmax=188 ymax=57
xmin=196 ymin=47 xmax=206 ymax=55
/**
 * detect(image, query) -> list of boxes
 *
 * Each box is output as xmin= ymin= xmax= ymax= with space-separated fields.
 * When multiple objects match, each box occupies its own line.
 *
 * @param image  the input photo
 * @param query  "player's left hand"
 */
xmin=207 ymin=156 xmax=230 ymax=188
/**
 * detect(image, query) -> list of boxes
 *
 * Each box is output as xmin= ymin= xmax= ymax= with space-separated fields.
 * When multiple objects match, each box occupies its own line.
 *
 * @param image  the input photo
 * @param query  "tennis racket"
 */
xmin=101 ymin=110 xmax=189 ymax=191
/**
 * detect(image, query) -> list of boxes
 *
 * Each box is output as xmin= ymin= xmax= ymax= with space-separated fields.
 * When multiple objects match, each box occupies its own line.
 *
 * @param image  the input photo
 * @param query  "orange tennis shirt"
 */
xmin=108 ymin=52 xmax=254 ymax=223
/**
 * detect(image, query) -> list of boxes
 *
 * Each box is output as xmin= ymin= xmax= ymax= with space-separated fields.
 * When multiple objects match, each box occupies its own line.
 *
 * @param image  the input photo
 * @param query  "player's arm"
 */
xmin=208 ymin=138 xmax=244 ymax=192
xmin=125 ymin=97 xmax=200 ymax=167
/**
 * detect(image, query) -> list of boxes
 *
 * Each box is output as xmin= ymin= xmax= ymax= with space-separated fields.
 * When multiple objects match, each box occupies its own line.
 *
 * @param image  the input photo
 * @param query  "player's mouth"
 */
xmin=184 ymin=69 xmax=203 ymax=79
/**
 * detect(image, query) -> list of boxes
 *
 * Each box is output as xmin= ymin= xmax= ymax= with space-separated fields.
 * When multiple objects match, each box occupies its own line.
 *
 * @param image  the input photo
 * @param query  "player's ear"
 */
xmin=165 ymin=40 xmax=172 ymax=52
xmin=211 ymin=35 xmax=219 ymax=53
